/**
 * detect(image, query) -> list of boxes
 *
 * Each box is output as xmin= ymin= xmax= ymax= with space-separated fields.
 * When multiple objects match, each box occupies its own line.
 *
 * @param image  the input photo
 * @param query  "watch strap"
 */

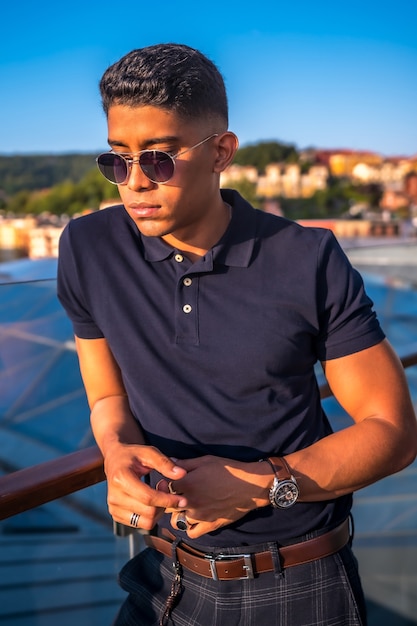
xmin=264 ymin=456 xmax=299 ymax=509
xmin=264 ymin=456 xmax=293 ymax=481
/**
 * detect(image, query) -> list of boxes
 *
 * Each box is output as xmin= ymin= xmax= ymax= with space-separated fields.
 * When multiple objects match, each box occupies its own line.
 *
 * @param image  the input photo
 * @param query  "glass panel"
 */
xmin=0 ymin=482 xmax=138 ymax=626
xmin=326 ymin=243 xmax=417 ymax=625
xmin=0 ymin=274 xmax=93 ymax=459
xmin=0 ymin=260 xmax=134 ymax=624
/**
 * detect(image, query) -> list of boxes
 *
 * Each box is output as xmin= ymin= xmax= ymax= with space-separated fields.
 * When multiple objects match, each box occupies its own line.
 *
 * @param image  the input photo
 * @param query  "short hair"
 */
xmin=99 ymin=43 xmax=228 ymax=126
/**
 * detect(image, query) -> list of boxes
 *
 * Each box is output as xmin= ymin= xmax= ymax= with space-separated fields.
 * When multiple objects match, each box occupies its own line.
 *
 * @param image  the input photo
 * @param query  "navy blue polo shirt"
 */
xmin=58 ymin=189 xmax=385 ymax=547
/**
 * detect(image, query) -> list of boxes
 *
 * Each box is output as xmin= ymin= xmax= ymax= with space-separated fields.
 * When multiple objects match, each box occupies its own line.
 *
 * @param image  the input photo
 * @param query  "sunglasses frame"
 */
xmin=96 ymin=133 xmax=219 ymax=185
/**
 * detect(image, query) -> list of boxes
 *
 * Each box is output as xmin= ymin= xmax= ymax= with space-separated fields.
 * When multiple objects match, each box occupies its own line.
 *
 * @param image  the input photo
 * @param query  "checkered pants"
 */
xmin=113 ymin=541 xmax=367 ymax=626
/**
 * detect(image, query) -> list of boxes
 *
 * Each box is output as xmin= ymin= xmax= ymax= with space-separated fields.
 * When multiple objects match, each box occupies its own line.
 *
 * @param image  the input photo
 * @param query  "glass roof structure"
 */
xmin=0 ymin=259 xmax=93 ymax=471
xmin=0 ymin=258 xmax=129 ymax=625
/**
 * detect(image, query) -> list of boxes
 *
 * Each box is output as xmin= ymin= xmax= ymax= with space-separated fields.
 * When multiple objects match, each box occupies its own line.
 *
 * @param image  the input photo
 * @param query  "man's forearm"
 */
xmin=90 ymin=394 xmax=146 ymax=456
xmin=286 ymin=416 xmax=416 ymax=502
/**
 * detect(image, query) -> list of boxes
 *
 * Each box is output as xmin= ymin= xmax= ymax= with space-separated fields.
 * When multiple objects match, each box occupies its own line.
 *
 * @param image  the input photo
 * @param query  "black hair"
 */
xmin=99 ymin=43 xmax=228 ymax=125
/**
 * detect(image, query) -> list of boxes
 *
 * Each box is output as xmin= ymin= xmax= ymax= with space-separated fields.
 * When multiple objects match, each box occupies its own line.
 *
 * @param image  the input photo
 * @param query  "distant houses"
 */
xmin=221 ymin=148 xmax=417 ymax=208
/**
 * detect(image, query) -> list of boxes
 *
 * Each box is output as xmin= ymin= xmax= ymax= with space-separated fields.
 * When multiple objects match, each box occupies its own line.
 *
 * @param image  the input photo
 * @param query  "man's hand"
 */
xmin=103 ymin=443 xmax=188 ymax=531
xmin=161 ymin=455 xmax=272 ymax=538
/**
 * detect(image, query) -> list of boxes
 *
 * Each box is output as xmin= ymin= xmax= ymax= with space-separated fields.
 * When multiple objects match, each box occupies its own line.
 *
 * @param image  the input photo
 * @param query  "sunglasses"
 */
xmin=96 ymin=133 xmax=218 ymax=185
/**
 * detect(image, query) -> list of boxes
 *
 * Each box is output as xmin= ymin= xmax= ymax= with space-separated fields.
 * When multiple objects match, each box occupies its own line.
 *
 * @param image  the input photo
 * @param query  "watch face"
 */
xmin=273 ymin=480 xmax=299 ymax=508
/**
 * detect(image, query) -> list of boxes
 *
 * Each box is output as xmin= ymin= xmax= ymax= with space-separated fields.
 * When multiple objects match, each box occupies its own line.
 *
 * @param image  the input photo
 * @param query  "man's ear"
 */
xmin=213 ymin=132 xmax=239 ymax=173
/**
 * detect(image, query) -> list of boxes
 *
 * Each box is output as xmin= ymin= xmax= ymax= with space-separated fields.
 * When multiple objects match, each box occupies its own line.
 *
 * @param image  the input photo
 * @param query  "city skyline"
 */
xmin=1 ymin=0 xmax=417 ymax=157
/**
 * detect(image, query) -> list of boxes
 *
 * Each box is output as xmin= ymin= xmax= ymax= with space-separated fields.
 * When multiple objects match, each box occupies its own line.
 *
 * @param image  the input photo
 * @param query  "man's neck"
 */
xmin=162 ymin=201 xmax=231 ymax=261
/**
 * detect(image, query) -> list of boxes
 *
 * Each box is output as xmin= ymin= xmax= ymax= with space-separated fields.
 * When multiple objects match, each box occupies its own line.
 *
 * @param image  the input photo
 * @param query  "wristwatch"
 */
xmin=265 ymin=457 xmax=299 ymax=509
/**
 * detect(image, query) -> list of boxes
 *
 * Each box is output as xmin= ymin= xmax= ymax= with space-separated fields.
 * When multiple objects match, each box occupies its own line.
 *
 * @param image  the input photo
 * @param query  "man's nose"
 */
xmin=127 ymin=160 xmax=156 ymax=190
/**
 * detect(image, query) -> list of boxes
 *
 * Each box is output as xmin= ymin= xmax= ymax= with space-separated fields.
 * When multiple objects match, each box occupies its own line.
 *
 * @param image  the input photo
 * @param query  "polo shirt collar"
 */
xmin=140 ymin=189 xmax=256 ymax=267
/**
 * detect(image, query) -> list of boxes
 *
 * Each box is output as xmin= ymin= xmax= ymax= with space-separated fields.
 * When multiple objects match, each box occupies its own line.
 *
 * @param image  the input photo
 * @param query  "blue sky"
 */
xmin=1 ymin=0 xmax=416 ymax=157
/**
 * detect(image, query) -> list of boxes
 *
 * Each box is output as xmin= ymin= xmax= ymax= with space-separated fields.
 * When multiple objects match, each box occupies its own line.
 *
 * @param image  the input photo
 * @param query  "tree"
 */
xmin=0 ymin=154 xmax=98 ymax=195
xmin=229 ymin=179 xmax=261 ymax=209
xmin=233 ymin=141 xmax=299 ymax=173
xmin=5 ymin=167 xmax=118 ymax=216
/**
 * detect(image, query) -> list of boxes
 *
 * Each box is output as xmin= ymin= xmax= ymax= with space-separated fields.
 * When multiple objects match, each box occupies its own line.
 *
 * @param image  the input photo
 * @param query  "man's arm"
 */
xmin=173 ymin=339 xmax=417 ymax=538
xmin=75 ymin=336 xmax=187 ymax=530
xmin=285 ymin=338 xmax=417 ymax=500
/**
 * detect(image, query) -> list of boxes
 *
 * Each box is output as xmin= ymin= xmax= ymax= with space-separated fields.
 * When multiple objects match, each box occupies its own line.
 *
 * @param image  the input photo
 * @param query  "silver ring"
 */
xmin=168 ymin=481 xmax=177 ymax=495
xmin=130 ymin=512 xmax=140 ymax=528
xmin=175 ymin=511 xmax=189 ymax=531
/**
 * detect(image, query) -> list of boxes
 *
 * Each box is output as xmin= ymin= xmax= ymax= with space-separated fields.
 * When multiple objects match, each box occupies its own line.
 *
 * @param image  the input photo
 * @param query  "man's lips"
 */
xmin=128 ymin=203 xmax=161 ymax=217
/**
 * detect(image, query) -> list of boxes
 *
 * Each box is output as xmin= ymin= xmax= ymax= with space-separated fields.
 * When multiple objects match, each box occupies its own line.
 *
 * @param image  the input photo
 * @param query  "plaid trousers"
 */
xmin=113 ymin=539 xmax=367 ymax=626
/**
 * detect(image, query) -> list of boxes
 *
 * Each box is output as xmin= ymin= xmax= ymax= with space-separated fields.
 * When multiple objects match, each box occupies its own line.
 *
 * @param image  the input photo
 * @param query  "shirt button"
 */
xmin=183 ymin=304 xmax=192 ymax=314
xmin=175 ymin=254 xmax=184 ymax=263
xmin=183 ymin=277 xmax=192 ymax=287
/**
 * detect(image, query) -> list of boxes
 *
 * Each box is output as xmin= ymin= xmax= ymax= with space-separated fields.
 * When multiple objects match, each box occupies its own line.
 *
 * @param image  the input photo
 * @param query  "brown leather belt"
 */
xmin=144 ymin=518 xmax=350 ymax=580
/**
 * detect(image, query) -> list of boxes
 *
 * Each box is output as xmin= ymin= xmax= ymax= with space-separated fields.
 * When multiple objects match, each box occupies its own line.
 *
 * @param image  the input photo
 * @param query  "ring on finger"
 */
xmin=130 ymin=512 xmax=140 ymax=528
xmin=175 ymin=511 xmax=190 ymax=531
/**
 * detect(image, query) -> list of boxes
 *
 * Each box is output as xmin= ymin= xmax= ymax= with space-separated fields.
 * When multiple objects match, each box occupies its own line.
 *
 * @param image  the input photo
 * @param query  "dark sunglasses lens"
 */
xmin=140 ymin=151 xmax=174 ymax=182
xmin=97 ymin=153 xmax=128 ymax=184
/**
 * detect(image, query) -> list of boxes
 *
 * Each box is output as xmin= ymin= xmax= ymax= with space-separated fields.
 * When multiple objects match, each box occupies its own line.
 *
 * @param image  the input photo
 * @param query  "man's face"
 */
xmin=106 ymin=105 xmax=224 ymax=246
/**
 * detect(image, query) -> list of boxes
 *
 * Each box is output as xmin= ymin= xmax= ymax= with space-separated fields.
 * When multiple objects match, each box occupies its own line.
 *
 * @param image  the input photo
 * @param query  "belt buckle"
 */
xmin=205 ymin=552 xmax=254 ymax=580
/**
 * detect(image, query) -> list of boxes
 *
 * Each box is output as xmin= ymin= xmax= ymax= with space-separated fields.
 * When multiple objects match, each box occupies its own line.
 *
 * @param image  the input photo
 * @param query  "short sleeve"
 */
xmin=57 ymin=221 xmax=104 ymax=339
xmin=314 ymin=230 xmax=385 ymax=361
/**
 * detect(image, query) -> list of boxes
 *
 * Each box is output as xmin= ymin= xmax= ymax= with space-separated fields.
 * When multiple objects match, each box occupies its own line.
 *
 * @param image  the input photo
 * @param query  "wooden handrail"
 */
xmin=0 ymin=446 xmax=105 ymax=521
xmin=1 ymin=351 xmax=416 ymax=522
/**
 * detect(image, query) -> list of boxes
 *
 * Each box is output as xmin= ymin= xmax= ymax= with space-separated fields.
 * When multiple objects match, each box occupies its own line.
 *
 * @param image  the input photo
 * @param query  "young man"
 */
xmin=57 ymin=43 xmax=417 ymax=625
